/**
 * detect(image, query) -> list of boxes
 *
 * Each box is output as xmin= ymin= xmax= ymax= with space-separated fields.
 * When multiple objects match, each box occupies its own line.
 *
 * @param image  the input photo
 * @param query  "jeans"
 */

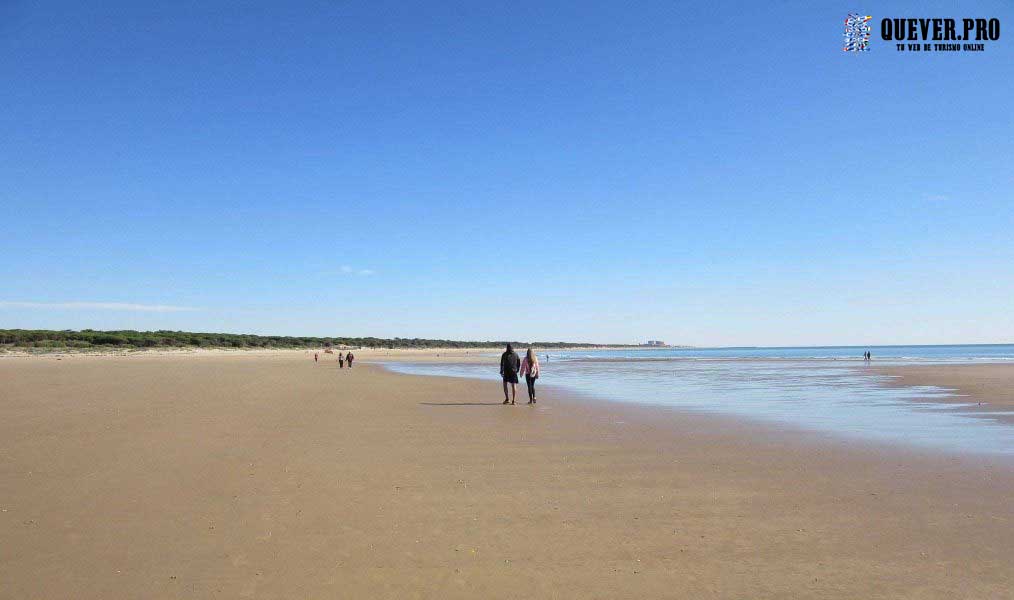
xmin=525 ymin=374 xmax=537 ymax=398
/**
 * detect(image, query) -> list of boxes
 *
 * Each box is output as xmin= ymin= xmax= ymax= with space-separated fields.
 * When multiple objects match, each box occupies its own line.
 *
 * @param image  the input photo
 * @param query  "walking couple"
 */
xmin=499 ymin=344 xmax=540 ymax=405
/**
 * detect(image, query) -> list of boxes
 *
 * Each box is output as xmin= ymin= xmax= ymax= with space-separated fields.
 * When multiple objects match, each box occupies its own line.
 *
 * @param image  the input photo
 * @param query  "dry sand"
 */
xmin=1 ymin=353 xmax=1012 ymax=599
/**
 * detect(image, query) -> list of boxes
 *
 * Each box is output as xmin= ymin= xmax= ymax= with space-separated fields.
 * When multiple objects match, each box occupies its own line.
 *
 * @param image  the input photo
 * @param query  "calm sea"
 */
xmin=386 ymin=345 xmax=1014 ymax=456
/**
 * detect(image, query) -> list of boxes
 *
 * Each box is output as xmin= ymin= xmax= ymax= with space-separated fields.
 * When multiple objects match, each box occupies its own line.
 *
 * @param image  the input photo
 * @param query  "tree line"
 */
xmin=0 ymin=329 xmax=629 ymax=350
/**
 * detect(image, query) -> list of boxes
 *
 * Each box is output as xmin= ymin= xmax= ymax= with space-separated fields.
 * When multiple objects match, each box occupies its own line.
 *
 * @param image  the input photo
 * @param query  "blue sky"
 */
xmin=2 ymin=1 xmax=1012 ymax=346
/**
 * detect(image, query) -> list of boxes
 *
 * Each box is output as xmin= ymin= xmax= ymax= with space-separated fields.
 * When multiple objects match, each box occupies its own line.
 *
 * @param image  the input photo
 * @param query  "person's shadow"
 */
xmin=419 ymin=402 xmax=505 ymax=406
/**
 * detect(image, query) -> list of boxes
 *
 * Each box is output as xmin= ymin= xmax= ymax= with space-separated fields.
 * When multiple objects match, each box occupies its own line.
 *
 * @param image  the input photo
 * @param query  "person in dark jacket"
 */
xmin=500 ymin=343 xmax=520 ymax=405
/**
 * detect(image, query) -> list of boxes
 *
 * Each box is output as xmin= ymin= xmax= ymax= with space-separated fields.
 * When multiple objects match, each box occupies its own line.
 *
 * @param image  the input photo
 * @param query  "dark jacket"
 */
xmin=500 ymin=351 xmax=520 ymax=376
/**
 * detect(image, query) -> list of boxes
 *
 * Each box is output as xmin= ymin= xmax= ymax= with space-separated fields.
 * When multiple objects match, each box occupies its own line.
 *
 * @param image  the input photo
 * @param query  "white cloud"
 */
xmin=339 ymin=265 xmax=375 ymax=276
xmin=0 ymin=301 xmax=199 ymax=313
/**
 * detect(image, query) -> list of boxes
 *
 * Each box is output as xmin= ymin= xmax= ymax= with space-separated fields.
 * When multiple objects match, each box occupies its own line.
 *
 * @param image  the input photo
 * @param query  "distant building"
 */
xmin=643 ymin=340 xmax=667 ymax=347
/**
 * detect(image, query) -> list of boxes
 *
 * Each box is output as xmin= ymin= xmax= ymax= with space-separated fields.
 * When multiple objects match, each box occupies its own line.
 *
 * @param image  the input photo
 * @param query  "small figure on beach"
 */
xmin=346 ymin=352 xmax=355 ymax=368
xmin=314 ymin=352 xmax=318 ymax=363
xmin=519 ymin=347 xmax=540 ymax=404
xmin=339 ymin=352 xmax=345 ymax=368
xmin=500 ymin=344 xmax=520 ymax=405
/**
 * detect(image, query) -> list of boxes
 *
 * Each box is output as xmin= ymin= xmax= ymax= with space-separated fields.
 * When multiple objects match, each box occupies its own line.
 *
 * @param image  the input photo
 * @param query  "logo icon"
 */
xmin=844 ymin=13 xmax=872 ymax=52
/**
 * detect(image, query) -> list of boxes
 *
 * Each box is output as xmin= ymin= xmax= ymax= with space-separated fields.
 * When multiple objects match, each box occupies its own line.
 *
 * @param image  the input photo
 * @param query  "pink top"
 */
xmin=519 ymin=356 xmax=540 ymax=378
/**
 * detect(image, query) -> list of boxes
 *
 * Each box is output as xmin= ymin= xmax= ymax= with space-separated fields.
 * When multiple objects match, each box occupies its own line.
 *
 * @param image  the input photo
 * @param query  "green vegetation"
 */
xmin=0 ymin=329 xmax=630 ymax=351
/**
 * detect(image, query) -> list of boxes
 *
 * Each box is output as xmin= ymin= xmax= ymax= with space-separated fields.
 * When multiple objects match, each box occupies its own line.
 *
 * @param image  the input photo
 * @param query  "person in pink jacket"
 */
xmin=519 ymin=348 xmax=541 ymax=404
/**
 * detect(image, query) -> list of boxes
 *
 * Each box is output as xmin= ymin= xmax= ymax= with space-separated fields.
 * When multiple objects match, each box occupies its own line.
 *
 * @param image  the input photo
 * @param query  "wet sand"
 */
xmin=874 ymin=363 xmax=1014 ymax=408
xmin=1 ymin=353 xmax=1012 ymax=599
xmin=875 ymin=363 xmax=1014 ymax=424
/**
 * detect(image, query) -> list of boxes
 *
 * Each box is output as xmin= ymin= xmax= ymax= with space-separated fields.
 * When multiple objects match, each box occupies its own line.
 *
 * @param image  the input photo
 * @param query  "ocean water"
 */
xmin=386 ymin=345 xmax=1014 ymax=456
xmin=540 ymin=344 xmax=1014 ymax=362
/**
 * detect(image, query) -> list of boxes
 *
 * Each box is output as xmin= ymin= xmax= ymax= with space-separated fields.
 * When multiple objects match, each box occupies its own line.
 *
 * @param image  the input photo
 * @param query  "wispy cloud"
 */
xmin=340 ymin=265 xmax=375 ymax=276
xmin=0 ymin=301 xmax=199 ymax=313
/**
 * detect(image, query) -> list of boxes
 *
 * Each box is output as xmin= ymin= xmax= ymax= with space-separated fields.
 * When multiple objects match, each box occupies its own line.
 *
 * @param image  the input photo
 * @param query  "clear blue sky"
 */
xmin=2 ymin=1 xmax=1012 ymax=346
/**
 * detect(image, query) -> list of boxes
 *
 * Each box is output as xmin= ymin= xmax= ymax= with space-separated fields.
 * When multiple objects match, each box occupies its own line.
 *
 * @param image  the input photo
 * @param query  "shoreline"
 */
xmin=874 ymin=363 xmax=1014 ymax=425
xmin=10 ymin=348 xmax=1014 ymax=423
xmin=2 ymin=353 xmax=1011 ymax=598
xmin=377 ymin=361 xmax=1014 ymax=459
xmin=372 ymin=355 xmax=1014 ymax=436
xmin=873 ymin=363 xmax=1014 ymax=408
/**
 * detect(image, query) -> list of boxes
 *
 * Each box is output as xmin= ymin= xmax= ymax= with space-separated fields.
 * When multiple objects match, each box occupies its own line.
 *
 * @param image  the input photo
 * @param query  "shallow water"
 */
xmin=386 ymin=345 xmax=1014 ymax=456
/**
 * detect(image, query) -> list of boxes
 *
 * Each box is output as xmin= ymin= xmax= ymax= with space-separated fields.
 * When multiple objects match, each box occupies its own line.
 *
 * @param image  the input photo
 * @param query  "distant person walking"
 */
xmin=339 ymin=352 xmax=345 ymax=368
xmin=500 ymin=344 xmax=520 ymax=405
xmin=346 ymin=352 xmax=355 ymax=368
xmin=314 ymin=352 xmax=319 ymax=363
xmin=519 ymin=348 xmax=540 ymax=404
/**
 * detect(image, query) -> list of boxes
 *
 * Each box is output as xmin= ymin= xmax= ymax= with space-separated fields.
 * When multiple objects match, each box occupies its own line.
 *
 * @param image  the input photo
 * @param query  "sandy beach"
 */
xmin=1 ymin=353 xmax=1012 ymax=599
